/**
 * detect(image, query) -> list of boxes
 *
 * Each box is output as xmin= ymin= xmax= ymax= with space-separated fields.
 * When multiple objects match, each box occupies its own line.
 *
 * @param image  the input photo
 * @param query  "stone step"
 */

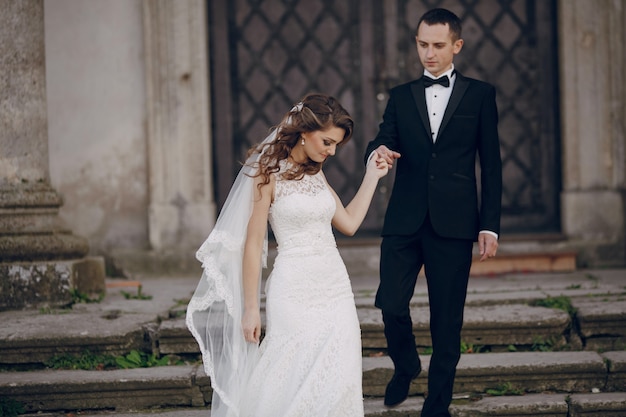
xmin=359 ymin=303 xmax=573 ymax=352
xmin=155 ymin=304 xmax=573 ymax=357
xmin=2 ymin=271 xmax=625 ymax=367
xmin=362 ymin=351 xmax=626 ymax=397
xmin=336 ymin=240 xmax=578 ymax=278
xmin=3 ymin=299 xmax=625 ymax=366
xmin=0 ymin=308 xmax=159 ymax=367
xmin=158 ymin=303 xmax=575 ymax=356
xmin=366 ymin=393 xmax=626 ymax=417
xmin=26 ymin=393 xmax=626 ymax=417
xmin=1 ymin=351 xmax=624 ymax=414
xmin=0 ymin=366 xmax=207 ymax=411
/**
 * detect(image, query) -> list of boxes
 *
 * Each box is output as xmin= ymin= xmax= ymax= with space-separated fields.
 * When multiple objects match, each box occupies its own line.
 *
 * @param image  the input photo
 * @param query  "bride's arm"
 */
xmin=242 ymin=174 xmax=274 ymax=344
xmin=328 ymin=151 xmax=388 ymax=236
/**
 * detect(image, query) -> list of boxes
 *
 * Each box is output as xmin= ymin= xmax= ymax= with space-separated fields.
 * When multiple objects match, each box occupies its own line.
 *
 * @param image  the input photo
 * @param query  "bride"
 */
xmin=186 ymin=93 xmax=389 ymax=417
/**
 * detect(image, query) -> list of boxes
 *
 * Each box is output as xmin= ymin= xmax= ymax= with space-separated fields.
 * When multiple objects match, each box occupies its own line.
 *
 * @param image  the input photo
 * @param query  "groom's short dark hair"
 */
xmin=417 ymin=8 xmax=462 ymax=41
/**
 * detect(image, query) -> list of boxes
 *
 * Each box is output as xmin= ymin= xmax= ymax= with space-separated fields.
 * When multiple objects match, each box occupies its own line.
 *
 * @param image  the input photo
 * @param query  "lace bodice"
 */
xmin=269 ymin=167 xmax=336 ymax=252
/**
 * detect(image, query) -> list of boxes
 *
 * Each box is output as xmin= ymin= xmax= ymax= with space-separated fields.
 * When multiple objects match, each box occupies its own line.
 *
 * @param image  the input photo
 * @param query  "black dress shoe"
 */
xmin=383 ymin=366 xmax=421 ymax=407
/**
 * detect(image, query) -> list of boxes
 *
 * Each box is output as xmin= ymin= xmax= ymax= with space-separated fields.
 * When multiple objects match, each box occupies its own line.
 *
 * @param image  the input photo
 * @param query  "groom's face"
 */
xmin=415 ymin=22 xmax=463 ymax=77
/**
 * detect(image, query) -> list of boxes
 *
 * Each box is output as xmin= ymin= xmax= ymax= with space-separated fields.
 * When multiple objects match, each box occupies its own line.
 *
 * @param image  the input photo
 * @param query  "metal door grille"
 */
xmin=210 ymin=0 xmax=371 ymax=227
xmin=209 ymin=0 xmax=561 ymax=235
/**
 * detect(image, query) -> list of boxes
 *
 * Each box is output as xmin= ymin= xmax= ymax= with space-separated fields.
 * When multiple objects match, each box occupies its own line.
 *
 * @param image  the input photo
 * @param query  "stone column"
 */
xmin=142 ymin=0 xmax=216 ymax=255
xmin=558 ymin=0 xmax=626 ymax=265
xmin=0 ymin=0 xmax=105 ymax=310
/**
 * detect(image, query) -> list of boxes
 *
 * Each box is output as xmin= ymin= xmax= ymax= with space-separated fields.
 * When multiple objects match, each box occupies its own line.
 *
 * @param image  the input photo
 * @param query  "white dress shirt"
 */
xmin=424 ymin=66 xmax=456 ymax=143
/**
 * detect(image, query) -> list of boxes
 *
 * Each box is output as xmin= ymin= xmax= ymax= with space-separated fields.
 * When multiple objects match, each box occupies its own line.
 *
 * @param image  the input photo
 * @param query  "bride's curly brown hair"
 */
xmin=246 ymin=93 xmax=354 ymax=188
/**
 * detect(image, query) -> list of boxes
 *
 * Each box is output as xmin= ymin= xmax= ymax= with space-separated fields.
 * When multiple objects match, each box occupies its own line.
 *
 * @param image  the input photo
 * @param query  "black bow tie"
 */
xmin=423 ymin=74 xmax=450 ymax=88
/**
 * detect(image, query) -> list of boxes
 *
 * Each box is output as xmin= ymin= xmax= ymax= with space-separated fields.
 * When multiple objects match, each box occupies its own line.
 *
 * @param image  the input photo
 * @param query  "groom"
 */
xmin=365 ymin=8 xmax=502 ymax=417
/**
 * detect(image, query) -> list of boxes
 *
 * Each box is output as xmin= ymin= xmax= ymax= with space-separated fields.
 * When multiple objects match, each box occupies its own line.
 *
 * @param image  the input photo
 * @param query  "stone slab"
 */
xmin=0 ymin=365 xmax=205 ymax=412
xmin=363 ymin=351 xmax=607 ymax=397
xmin=0 ymin=277 xmax=198 ymax=365
xmin=452 ymin=393 xmax=568 ymax=417
xmin=159 ymin=303 xmax=573 ymax=357
xmin=569 ymin=392 xmax=626 ymax=417
xmin=362 ymin=355 xmax=428 ymax=397
xmin=364 ymin=397 xmax=423 ymax=416
xmin=0 ymin=257 xmax=105 ymax=310
xmin=0 ymin=308 xmax=155 ymax=365
xmin=78 ymin=411 xmax=210 ymax=417
xmin=193 ymin=363 xmax=213 ymax=405
xmin=359 ymin=304 xmax=570 ymax=350
xmin=469 ymin=252 xmax=576 ymax=276
xmin=41 ymin=393 xmax=626 ymax=417
xmin=453 ymin=351 xmax=606 ymax=394
xmin=575 ymin=300 xmax=626 ymax=350
xmin=158 ymin=318 xmax=198 ymax=355
xmin=602 ymin=350 xmax=626 ymax=391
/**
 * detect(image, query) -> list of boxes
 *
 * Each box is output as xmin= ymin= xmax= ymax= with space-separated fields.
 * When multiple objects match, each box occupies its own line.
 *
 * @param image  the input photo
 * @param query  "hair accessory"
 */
xmin=286 ymin=102 xmax=304 ymax=126
xmin=291 ymin=102 xmax=304 ymax=113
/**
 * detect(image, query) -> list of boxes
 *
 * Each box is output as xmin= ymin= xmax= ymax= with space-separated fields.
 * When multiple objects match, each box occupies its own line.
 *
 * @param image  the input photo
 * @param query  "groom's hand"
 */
xmin=478 ymin=232 xmax=498 ymax=261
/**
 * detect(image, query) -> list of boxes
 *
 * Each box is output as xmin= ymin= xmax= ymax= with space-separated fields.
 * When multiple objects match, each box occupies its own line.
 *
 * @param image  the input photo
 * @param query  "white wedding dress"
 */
xmin=240 ymin=166 xmax=364 ymax=417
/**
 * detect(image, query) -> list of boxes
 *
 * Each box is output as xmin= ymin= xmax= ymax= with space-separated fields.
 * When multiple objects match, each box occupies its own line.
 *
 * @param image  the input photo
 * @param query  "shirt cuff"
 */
xmin=479 ymin=230 xmax=499 ymax=240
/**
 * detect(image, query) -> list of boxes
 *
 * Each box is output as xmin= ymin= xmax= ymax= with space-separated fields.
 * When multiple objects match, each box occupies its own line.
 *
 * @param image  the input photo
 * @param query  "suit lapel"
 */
xmin=410 ymin=81 xmax=432 ymax=138
xmin=437 ymin=74 xmax=469 ymax=141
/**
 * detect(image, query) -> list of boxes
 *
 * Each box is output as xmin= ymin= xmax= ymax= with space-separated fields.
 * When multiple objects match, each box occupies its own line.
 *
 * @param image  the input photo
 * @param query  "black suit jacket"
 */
xmin=366 ymin=72 xmax=502 ymax=241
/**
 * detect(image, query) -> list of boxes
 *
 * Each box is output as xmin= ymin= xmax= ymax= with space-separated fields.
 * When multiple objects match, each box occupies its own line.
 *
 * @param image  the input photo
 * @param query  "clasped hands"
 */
xmin=367 ymin=149 xmax=392 ymax=177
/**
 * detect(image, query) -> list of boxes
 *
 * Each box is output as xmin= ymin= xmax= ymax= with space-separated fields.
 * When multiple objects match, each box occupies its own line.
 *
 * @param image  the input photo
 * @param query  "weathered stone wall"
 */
xmin=45 ymin=0 xmax=150 ymax=256
xmin=44 ymin=0 xmax=215 ymax=273
xmin=558 ymin=0 xmax=626 ymax=266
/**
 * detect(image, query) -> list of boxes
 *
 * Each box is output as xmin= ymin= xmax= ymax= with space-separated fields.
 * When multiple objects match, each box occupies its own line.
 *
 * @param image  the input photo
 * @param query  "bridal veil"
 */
xmin=186 ymin=129 xmax=276 ymax=416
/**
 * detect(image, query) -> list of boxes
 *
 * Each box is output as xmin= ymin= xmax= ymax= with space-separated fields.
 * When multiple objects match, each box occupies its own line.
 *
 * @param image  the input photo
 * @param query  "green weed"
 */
xmin=45 ymin=350 xmax=117 ymax=370
xmin=174 ymin=298 xmax=190 ymax=306
xmin=0 ymin=397 xmax=25 ymax=417
xmin=485 ymin=382 xmax=524 ymax=396
xmin=460 ymin=341 xmax=487 ymax=354
xmin=70 ymin=288 xmax=105 ymax=304
xmin=530 ymin=295 xmax=577 ymax=316
xmin=531 ymin=335 xmax=556 ymax=352
xmin=45 ymin=349 xmax=171 ymax=370
xmin=121 ymin=286 xmax=152 ymax=300
xmin=115 ymin=350 xmax=170 ymax=369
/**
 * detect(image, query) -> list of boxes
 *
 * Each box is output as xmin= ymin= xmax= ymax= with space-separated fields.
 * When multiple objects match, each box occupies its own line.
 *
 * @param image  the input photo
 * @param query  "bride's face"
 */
xmin=294 ymin=126 xmax=345 ymax=163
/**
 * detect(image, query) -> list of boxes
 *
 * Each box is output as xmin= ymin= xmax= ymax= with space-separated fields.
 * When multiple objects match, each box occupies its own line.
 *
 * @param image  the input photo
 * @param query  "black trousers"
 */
xmin=375 ymin=215 xmax=473 ymax=417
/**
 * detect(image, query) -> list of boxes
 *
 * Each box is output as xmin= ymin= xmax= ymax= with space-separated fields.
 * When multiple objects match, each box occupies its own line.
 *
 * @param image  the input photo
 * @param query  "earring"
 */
xmin=301 ymin=138 xmax=305 ymax=146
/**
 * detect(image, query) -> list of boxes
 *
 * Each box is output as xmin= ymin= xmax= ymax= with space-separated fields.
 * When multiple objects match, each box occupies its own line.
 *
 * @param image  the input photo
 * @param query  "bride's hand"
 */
xmin=242 ymin=307 xmax=261 ymax=344
xmin=366 ymin=151 xmax=390 ymax=179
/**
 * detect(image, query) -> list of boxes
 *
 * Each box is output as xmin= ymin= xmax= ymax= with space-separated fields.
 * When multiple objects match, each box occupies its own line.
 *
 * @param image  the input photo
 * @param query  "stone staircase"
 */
xmin=0 ymin=268 xmax=625 ymax=416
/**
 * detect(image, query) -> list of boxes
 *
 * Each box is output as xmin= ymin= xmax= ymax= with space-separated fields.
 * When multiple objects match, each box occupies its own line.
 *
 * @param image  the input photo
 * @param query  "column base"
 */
xmin=0 ymin=257 xmax=106 ymax=311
